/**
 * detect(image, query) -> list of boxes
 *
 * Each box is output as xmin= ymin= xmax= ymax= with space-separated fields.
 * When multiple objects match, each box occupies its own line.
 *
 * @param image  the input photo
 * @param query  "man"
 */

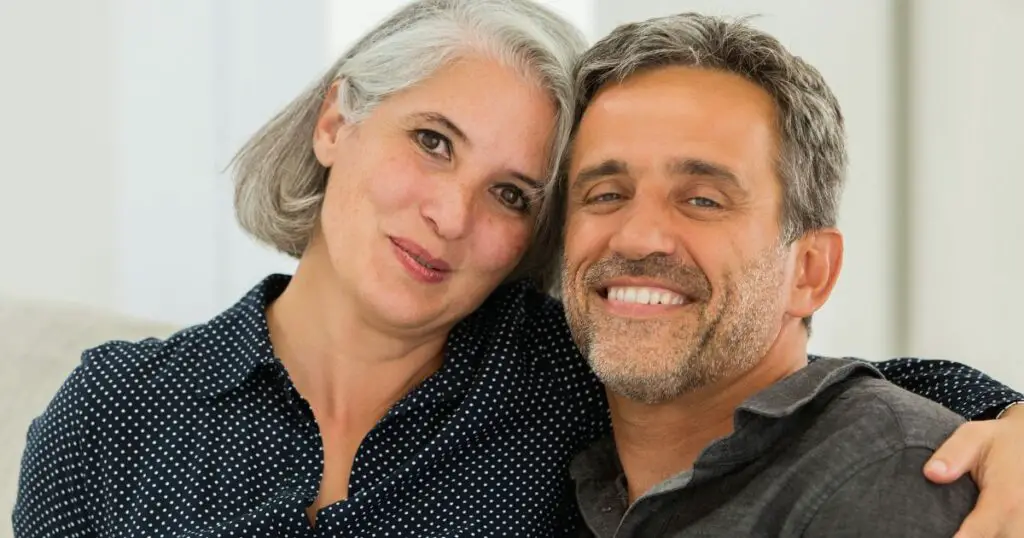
xmin=559 ymin=13 xmax=979 ymax=536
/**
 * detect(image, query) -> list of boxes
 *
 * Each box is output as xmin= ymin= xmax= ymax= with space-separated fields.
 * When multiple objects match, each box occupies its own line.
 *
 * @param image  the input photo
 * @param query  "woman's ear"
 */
xmin=786 ymin=228 xmax=844 ymax=321
xmin=312 ymin=81 xmax=346 ymax=167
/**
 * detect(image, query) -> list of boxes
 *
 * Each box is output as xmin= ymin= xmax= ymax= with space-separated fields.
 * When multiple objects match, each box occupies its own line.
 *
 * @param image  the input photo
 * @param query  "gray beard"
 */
xmin=564 ymin=246 xmax=787 ymax=405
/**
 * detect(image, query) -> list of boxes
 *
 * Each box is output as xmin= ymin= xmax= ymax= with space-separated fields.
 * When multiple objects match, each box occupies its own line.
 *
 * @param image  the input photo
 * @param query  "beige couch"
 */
xmin=0 ymin=295 xmax=177 ymax=537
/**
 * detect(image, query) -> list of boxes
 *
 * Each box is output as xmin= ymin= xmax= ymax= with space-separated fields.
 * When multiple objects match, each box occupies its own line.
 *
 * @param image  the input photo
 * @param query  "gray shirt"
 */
xmin=571 ymin=358 xmax=979 ymax=537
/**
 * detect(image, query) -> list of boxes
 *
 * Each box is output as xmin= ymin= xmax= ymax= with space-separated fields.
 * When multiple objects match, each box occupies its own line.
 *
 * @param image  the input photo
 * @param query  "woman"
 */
xmin=13 ymin=1 xmax=1022 ymax=537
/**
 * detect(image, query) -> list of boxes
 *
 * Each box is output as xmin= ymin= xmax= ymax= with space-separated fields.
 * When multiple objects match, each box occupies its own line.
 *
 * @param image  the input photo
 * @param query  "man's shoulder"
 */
xmin=756 ymin=365 xmax=975 ymax=535
xmin=748 ymin=358 xmax=965 ymax=462
xmin=790 ymin=374 xmax=977 ymax=536
xmin=814 ymin=372 xmax=965 ymax=452
xmin=748 ymin=361 xmax=970 ymax=513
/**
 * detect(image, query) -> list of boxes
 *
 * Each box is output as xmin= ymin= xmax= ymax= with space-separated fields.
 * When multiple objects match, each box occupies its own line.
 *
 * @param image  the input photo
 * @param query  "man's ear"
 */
xmin=312 ymin=81 xmax=346 ymax=167
xmin=786 ymin=228 xmax=843 ymax=320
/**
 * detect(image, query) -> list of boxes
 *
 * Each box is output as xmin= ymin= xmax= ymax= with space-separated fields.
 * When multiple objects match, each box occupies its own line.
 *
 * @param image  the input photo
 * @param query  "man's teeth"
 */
xmin=607 ymin=286 xmax=686 ymax=305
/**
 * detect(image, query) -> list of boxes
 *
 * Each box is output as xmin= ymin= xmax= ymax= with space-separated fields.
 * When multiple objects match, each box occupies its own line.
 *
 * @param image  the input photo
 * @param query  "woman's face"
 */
xmin=309 ymin=55 xmax=557 ymax=334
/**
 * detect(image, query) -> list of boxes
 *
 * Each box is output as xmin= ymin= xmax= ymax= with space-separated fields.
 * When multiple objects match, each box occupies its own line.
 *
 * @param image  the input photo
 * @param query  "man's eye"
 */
xmin=414 ymin=130 xmax=452 ymax=160
xmin=688 ymin=197 xmax=721 ymax=209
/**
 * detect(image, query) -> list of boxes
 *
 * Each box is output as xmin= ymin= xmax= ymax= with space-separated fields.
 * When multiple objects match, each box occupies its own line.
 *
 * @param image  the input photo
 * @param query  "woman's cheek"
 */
xmin=367 ymin=158 xmax=425 ymax=210
xmin=473 ymin=220 xmax=531 ymax=275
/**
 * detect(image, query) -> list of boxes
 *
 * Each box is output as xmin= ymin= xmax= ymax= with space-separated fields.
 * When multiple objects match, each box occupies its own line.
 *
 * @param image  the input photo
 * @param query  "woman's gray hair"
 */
xmin=555 ymin=12 xmax=846 ymax=325
xmin=231 ymin=0 xmax=586 ymax=289
xmin=565 ymin=12 xmax=846 ymax=244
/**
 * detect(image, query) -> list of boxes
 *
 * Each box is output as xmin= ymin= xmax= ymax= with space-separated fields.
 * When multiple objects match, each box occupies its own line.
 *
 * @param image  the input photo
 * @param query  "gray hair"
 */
xmin=231 ymin=0 xmax=586 ymax=289
xmin=557 ymin=12 xmax=847 ymax=325
xmin=565 ymin=13 xmax=845 ymax=240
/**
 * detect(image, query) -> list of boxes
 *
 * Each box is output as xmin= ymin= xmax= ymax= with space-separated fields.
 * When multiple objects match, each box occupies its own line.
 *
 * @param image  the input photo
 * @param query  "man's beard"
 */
xmin=563 ymin=247 xmax=788 ymax=405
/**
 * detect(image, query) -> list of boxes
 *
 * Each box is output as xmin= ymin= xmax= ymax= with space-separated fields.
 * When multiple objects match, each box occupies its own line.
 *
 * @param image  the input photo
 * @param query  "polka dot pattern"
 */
xmin=851 ymin=356 xmax=1022 ymax=420
xmin=14 ymin=276 xmax=607 ymax=537
xmin=14 ymin=274 xmax=1019 ymax=536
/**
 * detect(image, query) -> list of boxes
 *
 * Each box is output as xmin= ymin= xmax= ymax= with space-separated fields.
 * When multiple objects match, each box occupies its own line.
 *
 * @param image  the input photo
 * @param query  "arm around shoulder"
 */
xmin=873 ymin=357 xmax=1024 ymax=420
xmin=802 ymin=446 xmax=977 ymax=538
xmin=13 ymin=364 xmax=95 ymax=538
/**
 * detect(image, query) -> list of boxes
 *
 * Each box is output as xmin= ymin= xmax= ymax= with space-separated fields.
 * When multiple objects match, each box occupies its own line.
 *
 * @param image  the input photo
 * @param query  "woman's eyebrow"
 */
xmin=409 ymin=112 xmax=469 ymax=146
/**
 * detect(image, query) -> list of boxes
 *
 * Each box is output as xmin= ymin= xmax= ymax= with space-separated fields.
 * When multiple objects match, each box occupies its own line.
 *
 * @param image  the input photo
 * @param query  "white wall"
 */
xmin=0 ymin=0 xmax=322 ymax=323
xmin=113 ymin=0 xmax=321 ymax=324
xmin=537 ymin=0 xmax=598 ymax=40
xmin=0 ymin=0 xmax=118 ymax=309
xmin=908 ymin=0 xmax=1024 ymax=385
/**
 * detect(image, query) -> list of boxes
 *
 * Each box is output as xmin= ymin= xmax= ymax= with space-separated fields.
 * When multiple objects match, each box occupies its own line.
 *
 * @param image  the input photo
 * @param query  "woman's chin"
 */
xmin=363 ymin=291 xmax=459 ymax=332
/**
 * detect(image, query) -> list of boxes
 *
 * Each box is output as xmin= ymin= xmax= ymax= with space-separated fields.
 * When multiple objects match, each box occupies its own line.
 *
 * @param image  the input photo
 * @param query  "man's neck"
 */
xmin=610 ymin=325 xmax=809 ymax=503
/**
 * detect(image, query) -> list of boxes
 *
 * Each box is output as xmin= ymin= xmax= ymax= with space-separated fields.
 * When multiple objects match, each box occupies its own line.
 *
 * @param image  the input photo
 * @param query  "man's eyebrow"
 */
xmin=410 ymin=112 xmax=469 ymax=146
xmin=572 ymin=159 xmax=629 ymax=190
xmin=668 ymin=158 xmax=741 ymax=188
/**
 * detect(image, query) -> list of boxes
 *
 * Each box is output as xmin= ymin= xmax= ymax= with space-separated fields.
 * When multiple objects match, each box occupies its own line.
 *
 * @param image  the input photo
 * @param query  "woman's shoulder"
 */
xmin=75 ymin=324 xmax=207 ymax=396
xmin=71 ymin=275 xmax=286 ymax=408
xmin=18 ymin=323 xmax=221 ymax=479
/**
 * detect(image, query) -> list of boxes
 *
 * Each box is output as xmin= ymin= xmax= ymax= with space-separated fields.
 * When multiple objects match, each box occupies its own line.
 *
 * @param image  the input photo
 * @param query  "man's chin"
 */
xmin=596 ymin=369 xmax=695 ymax=405
xmin=586 ymin=316 xmax=696 ymax=345
xmin=586 ymin=345 xmax=701 ymax=402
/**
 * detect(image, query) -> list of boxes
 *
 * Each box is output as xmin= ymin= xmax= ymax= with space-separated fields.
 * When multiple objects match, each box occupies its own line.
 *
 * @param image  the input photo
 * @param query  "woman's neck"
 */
xmin=266 ymin=255 xmax=448 ymax=425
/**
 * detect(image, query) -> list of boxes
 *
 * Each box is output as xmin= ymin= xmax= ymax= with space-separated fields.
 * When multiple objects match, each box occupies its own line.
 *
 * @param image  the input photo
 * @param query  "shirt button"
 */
xmin=601 ymin=506 xmax=614 ymax=513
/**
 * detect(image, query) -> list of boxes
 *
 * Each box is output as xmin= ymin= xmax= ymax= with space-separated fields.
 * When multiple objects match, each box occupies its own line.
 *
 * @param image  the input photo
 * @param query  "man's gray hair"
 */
xmin=568 ymin=12 xmax=847 ymax=244
xmin=231 ymin=0 xmax=586 ymax=289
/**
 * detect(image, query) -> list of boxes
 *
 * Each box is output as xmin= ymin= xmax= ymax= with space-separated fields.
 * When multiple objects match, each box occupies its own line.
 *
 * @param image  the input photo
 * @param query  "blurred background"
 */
xmin=0 ymin=0 xmax=1021 ymax=382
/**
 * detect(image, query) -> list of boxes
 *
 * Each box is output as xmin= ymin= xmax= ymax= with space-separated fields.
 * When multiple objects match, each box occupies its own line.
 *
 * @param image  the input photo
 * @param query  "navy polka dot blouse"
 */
xmin=14 ymin=275 xmax=1022 ymax=537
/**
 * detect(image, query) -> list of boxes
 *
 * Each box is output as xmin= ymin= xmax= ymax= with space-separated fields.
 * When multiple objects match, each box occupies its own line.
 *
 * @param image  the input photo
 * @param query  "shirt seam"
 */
xmin=796 ymin=445 xmax=940 ymax=537
xmin=793 ymin=391 xmax=934 ymax=535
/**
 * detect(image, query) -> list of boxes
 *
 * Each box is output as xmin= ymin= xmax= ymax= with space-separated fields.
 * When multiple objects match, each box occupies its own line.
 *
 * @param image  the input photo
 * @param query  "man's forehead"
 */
xmin=568 ymin=67 xmax=778 ymax=178
xmin=583 ymin=65 xmax=768 ymax=107
xmin=576 ymin=66 xmax=774 ymax=128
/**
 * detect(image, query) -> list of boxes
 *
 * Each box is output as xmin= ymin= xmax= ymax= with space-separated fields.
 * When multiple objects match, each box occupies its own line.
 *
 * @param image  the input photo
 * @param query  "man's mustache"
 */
xmin=582 ymin=254 xmax=712 ymax=302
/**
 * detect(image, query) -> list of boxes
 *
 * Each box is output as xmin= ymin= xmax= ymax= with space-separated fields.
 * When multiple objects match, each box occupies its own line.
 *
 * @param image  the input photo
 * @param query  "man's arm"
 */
xmin=865 ymin=357 xmax=1022 ymax=419
xmin=802 ymin=446 xmax=977 ymax=537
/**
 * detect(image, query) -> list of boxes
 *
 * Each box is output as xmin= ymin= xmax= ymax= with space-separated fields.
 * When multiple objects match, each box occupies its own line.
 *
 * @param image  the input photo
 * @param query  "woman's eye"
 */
xmin=414 ymin=130 xmax=452 ymax=160
xmin=688 ymin=196 xmax=721 ymax=209
xmin=492 ymin=185 xmax=530 ymax=213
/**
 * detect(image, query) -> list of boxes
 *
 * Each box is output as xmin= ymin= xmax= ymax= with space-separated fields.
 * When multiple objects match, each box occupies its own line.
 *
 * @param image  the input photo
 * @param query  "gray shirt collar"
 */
xmin=570 ymin=358 xmax=883 ymax=494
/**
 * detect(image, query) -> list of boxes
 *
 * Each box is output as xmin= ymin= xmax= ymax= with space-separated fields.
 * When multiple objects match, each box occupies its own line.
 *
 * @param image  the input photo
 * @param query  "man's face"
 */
xmin=562 ymin=66 xmax=799 ymax=404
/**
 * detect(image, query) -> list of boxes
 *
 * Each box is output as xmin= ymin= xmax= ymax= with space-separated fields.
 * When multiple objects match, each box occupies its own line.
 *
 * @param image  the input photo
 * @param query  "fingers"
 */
xmin=926 ymin=421 xmax=992 ymax=484
xmin=954 ymin=489 xmax=1017 ymax=538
